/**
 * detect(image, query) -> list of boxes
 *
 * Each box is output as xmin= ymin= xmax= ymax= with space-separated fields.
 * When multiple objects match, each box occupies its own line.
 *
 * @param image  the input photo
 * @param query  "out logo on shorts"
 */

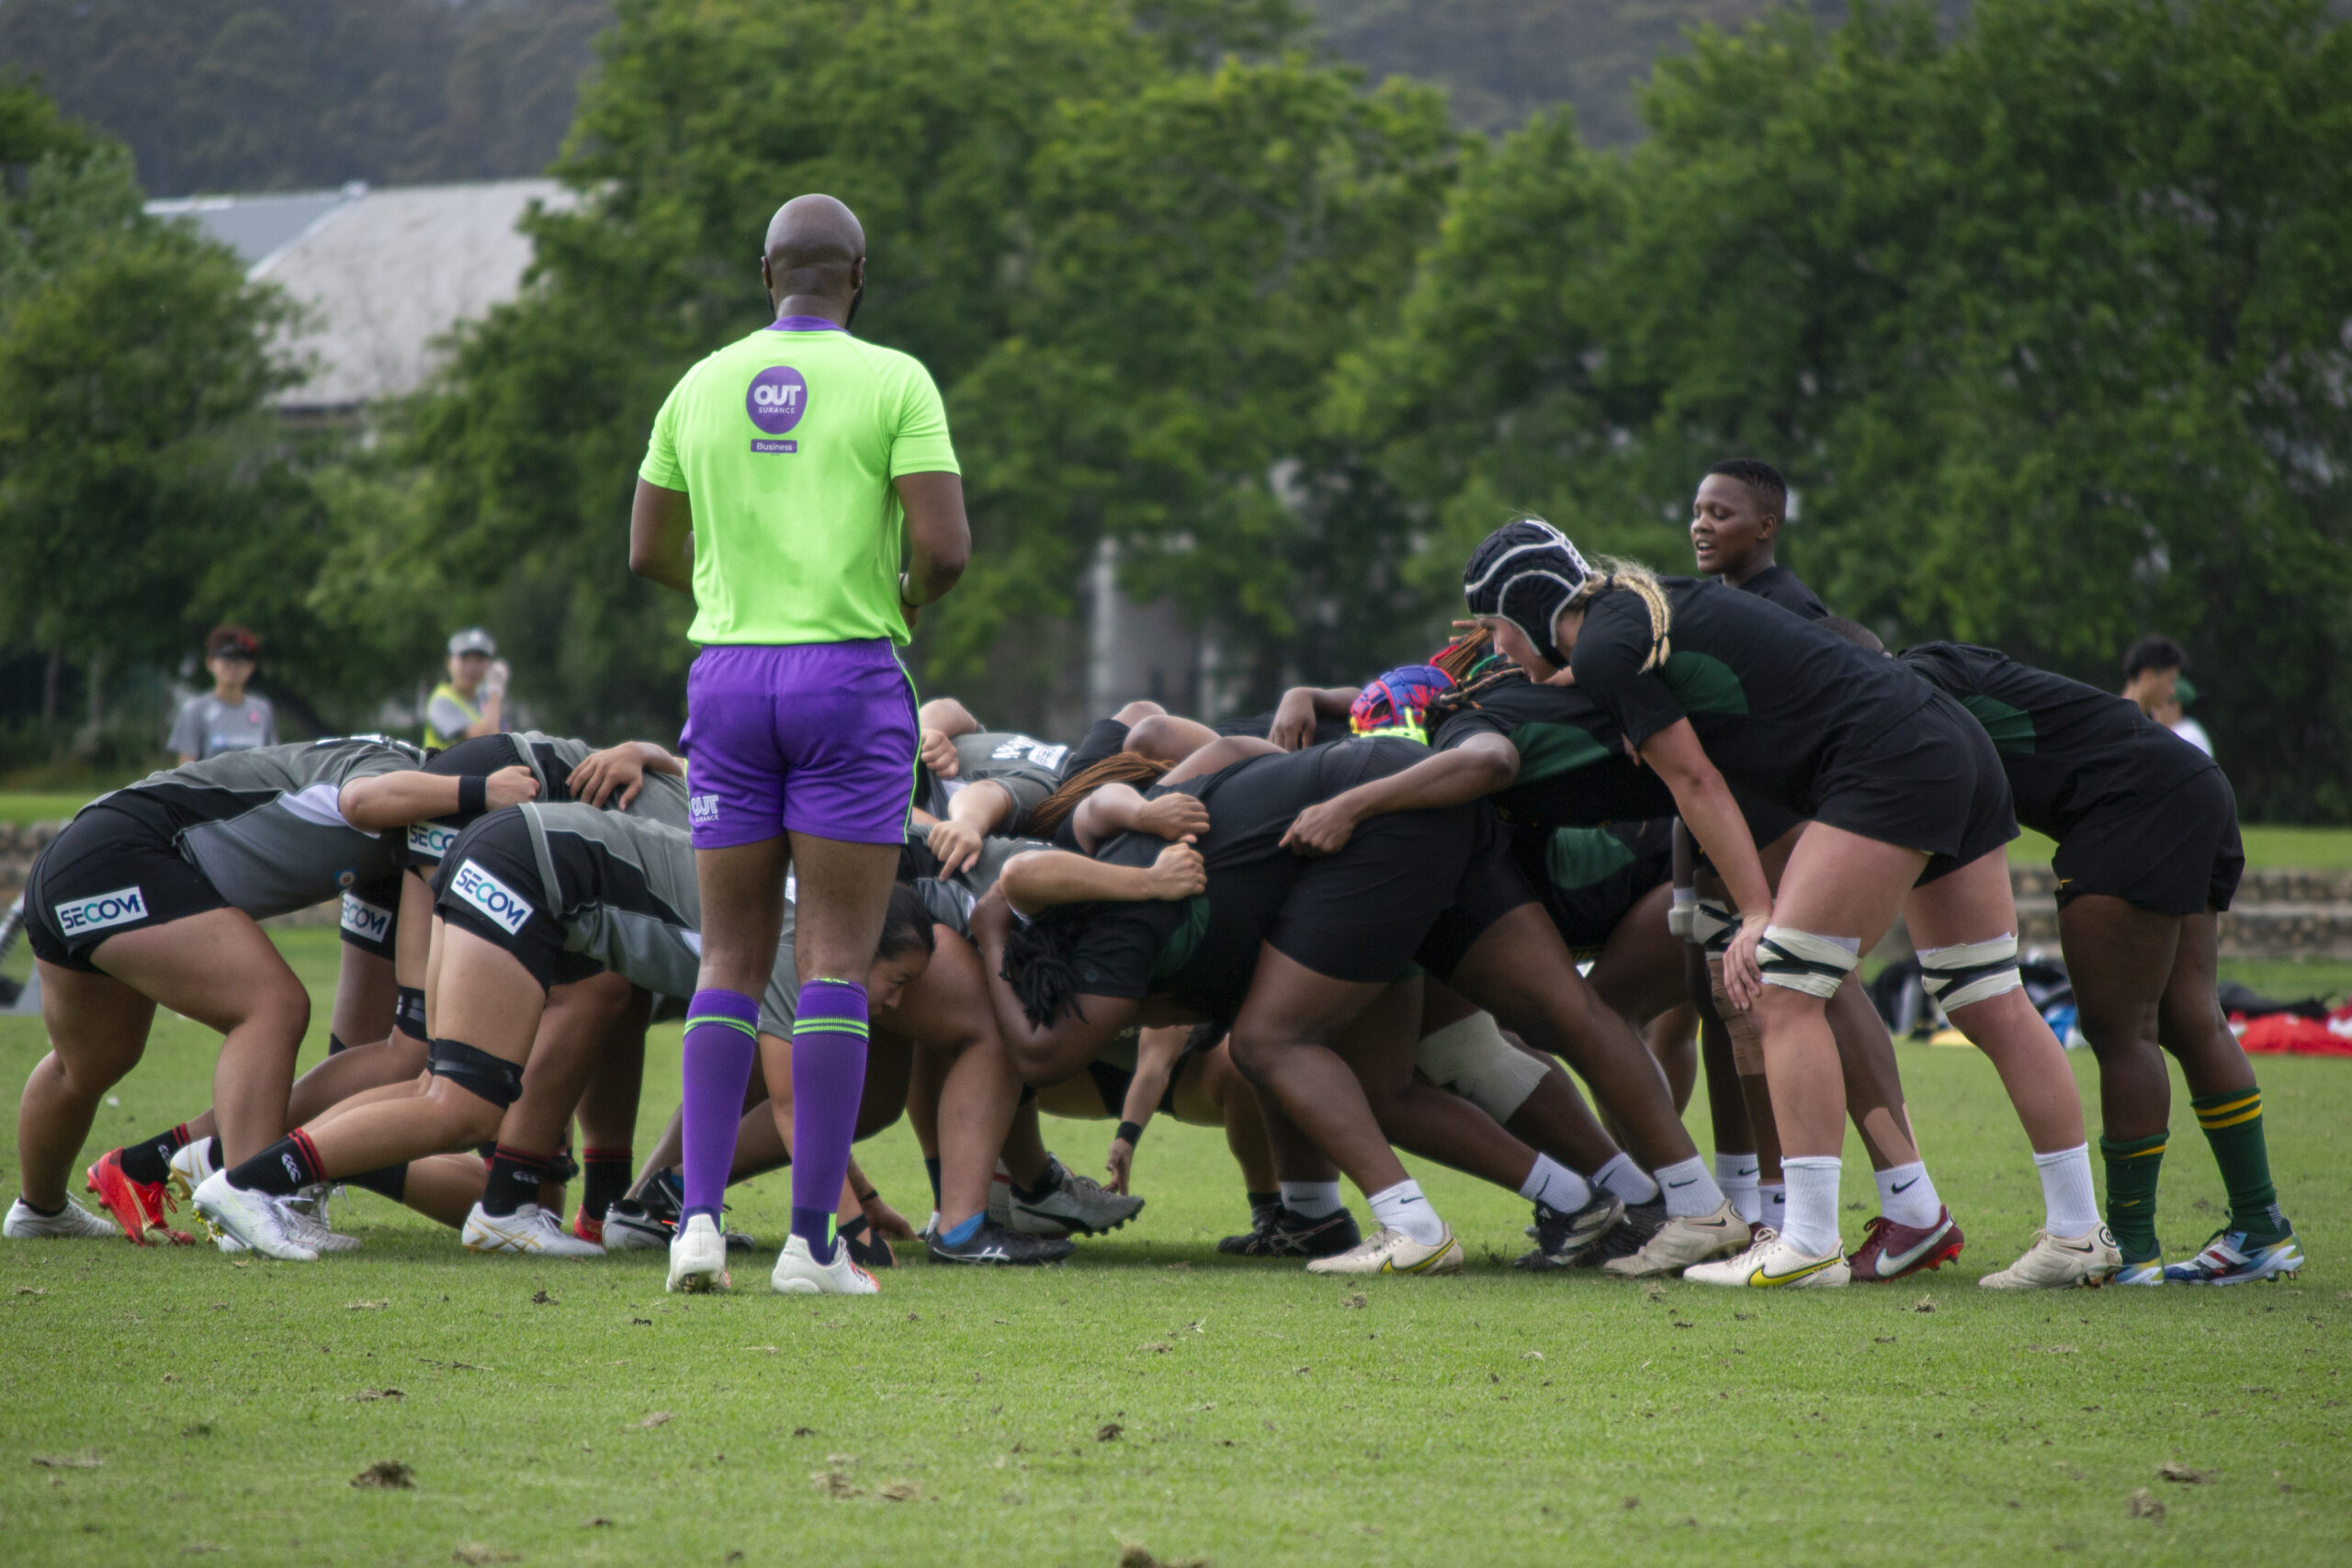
xmin=408 ymin=821 xmax=458 ymax=861
xmin=450 ymin=860 xmax=536 ymax=936
xmin=689 ymin=794 xmax=720 ymax=824
xmin=55 ymin=885 xmax=147 ymax=937
xmin=340 ymin=893 xmax=392 ymax=945
xmin=746 ymin=366 xmax=809 ymax=437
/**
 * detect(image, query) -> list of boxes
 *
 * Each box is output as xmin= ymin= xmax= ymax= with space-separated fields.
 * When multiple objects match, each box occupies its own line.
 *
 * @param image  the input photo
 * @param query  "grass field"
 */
xmin=2 ymin=931 xmax=2349 ymax=1567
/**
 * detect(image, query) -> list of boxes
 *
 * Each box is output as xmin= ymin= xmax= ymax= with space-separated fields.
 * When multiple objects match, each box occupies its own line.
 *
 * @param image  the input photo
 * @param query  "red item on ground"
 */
xmin=2233 ymin=1007 xmax=2352 ymax=1057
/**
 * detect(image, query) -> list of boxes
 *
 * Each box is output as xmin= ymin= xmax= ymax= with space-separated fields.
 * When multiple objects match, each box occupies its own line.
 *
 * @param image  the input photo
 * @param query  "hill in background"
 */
xmin=0 ymin=0 xmax=1970 ymax=197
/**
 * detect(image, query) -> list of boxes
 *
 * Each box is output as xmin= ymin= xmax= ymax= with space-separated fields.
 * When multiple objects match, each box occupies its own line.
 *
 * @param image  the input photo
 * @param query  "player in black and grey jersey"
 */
xmin=7 ymin=739 xmax=537 ymax=1249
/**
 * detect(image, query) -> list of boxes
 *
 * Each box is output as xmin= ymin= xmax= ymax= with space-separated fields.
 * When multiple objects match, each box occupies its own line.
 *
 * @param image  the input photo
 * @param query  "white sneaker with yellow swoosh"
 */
xmin=1304 ymin=1224 xmax=1464 ymax=1277
xmin=1684 ymin=1227 xmax=1849 ymax=1288
xmin=1977 ymin=1225 xmax=2121 ymax=1289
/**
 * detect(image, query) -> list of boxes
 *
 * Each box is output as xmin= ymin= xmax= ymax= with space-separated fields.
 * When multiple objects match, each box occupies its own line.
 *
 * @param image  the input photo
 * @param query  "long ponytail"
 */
xmin=1026 ymin=752 xmax=1174 ymax=840
xmin=1569 ymin=557 xmax=1673 ymax=671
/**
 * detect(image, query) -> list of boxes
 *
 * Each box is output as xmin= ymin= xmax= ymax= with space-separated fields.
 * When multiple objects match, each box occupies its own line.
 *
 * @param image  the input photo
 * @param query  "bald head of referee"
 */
xmin=628 ymin=188 xmax=969 ymax=1293
xmin=761 ymin=195 xmax=867 ymax=327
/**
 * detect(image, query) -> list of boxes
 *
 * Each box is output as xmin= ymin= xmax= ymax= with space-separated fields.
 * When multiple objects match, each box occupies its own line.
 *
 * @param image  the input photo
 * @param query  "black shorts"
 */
xmin=430 ymin=815 xmax=602 ymax=992
xmin=1264 ymin=803 xmax=1500 ymax=985
xmin=23 ymin=798 xmax=229 ymax=972
xmin=1811 ymin=692 xmax=2018 ymax=884
xmin=1524 ymin=818 xmax=1674 ymax=957
xmin=337 ymin=872 xmax=404 ymax=962
xmin=1413 ymin=804 xmax=1544 ymax=982
xmin=2053 ymin=767 xmax=2243 ymax=916
xmin=1061 ymin=717 xmax=1131 ymax=782
xmin=1087 ymin=1045 xmax=1204 ymax=1119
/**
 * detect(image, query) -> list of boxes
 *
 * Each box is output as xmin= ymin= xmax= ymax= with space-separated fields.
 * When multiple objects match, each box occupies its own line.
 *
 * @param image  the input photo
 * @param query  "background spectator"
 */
xmin=2121 ymin=634 xmax=2211 ymax=759
xmin=424 ymin=626 xmax=508 ymax=749
xmin=167 ymin=625 xmax=277 ymax=762
xmin=2158 ymin=675 xmax=2214 ymax=758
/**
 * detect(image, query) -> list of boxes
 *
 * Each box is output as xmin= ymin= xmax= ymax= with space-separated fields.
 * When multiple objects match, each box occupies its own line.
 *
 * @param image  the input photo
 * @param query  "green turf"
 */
xmin=2010 ymin=826 xmax=2352 ymax=871
xmin=0 ymin=792 xmax=102 ymax=826
xmin=3 ymin=931 xmax=2349 ymax=1567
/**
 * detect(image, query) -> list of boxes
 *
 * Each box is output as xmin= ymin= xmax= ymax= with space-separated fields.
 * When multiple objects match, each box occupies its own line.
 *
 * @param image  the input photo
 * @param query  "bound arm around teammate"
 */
xmin=1104 ymin=1026 xmax=1190 ymax=1194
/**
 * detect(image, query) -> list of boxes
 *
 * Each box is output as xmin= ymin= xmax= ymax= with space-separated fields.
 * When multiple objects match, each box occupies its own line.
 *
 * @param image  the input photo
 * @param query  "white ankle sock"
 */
xmin=2032 ymin=1144 xmax=2100 ymax=1237
xmin=1653 ymin=1155 xmax=1726 ymax=1218
xmin=1780 ymin=1156 xmax=1843 ymax=1258
xmin=1367 ymin=1179 xmax=1445 ymax=1246
xmin=1759 ymin=1181 xmax=1787 ymax=1234
xmin=1518 ymin=1154 xmax=1594 ymax=1213
xmin=1280 ymin=1180 xmax=1342 ymax=1221
xmin=1716 ymin=1151 xmax=1761 ymax=1224
xmin=1592 ymin=1153 xmax=1659 ymax=1206
xmin=1873 ymin=1160 xmax=1942 ymax=1229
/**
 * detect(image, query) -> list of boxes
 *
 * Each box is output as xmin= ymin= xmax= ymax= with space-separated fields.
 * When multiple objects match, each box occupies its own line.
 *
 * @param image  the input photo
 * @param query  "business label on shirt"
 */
xmin=340 ymin=893 xmax=393 ymax=945
xmin=450 ymin=860 xmax=535 ymax=936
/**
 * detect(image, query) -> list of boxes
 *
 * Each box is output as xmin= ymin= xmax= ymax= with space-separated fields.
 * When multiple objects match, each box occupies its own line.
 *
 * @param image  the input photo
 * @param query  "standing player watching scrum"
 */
xmin=630 ymin=193 xmax=969 ymax=1296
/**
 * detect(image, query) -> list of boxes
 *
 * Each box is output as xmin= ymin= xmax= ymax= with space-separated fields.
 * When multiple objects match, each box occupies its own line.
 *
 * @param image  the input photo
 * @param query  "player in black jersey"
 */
xmin=1676 ymin=464 xmax=1967 ymax=1280
xmin=6 ymin=740 xmax=538 ymax=1247
xmin=1462 ymin=518 xmax=2109 ymax=1290
xmin=1898 ymin=638 xmax=2298 ymax=1286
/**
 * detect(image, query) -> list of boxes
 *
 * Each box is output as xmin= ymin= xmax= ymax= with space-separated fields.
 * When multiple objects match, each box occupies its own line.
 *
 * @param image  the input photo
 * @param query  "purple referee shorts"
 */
xmin=681 ymin=640 xmax=918 ymax=849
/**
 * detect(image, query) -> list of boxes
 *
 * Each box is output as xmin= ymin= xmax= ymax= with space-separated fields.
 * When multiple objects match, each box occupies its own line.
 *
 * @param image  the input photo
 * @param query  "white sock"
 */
xmin=1716 ymin=1151 xmax=1761 ymax=1224
xmin=1780 ymin=1156 xmax=1843 ymax=1258
xmin=1592 ymin=1153 xmax=1659 ymax=1206
xmin=1280 ymin=1180 xmax=1342 ymax=1221
xmin=1367 ymin=1179 xmax=1445 ymax=1247
xmin=1759 ymin=1181 xmax=1787 ymax=1234
xmin=2032 ymin=1144 xmax=2100 ymax=1237
xmin=1653 ymin=1155 xmax=1726 ymax=1219
xmin=1518 ymin=1154 xmax=1594 ymax=1214
xmin=1873 ymin=1160 xmax=1942 ymax=1229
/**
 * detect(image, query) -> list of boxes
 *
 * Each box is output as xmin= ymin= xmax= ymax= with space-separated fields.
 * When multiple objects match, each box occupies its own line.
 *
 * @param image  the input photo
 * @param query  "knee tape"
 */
xmin=1692 ymin=899 xmax=1737 ymax=954
xmin=1757 ymin=926 xmax=1860 ymax=998
xmin=426 ymin=1036 xmax=525 ymax=1109
xmin=1415 ymin=1011 xmax=1549 ymax=1123
xmin=1705 ymin=956 xmax=1769 ymax=1076
xmin=1916 ymin=934 xmax=2022 ymax=1012
xmin=393 ymin=985 xmax=428 ymax=1043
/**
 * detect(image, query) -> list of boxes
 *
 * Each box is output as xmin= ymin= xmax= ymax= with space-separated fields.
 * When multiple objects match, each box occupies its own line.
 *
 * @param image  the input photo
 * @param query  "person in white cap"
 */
xmin=425 ymin=628 xmax=509 ymax=750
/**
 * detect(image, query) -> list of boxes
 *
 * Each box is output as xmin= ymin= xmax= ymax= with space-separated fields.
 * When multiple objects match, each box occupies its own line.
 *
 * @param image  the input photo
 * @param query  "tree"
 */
xmin=0 ymin=80 xmax=311 ymax=747
xmin=1345 ymin=0 xmax=2352 ymax=818
xmin=945 ymin=56 xmax=1461 ymax=705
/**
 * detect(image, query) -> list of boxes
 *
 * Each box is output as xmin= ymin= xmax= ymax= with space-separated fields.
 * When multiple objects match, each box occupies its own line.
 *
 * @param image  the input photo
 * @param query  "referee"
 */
xmin=630 ymin=194 xmax=967 ymax=1296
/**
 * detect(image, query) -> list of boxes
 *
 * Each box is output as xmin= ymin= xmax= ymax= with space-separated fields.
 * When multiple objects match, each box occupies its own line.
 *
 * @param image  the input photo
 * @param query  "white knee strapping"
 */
xmin=1757 ymin=925 xmax=1860 ymax=998
xmin=1416 ymin=1011 xmax=1549 ymax=1123
xmin=1690 ymin=898 xmax=1737 ymax=953
xmin=1916 ymin=933 xmax=2022 ymax=1012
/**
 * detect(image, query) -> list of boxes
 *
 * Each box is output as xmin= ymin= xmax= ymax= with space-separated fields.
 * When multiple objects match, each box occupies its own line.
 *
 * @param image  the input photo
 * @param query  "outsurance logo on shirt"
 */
xmin=746 ymin=365 xmax=809 ymax=446
xmin=689 ymin=794 xmax=720 ymax=824
xmin=56 ymin=885 xmax=147 ymax=937
xmin=450 ymin=860 xmax=536 ymax=936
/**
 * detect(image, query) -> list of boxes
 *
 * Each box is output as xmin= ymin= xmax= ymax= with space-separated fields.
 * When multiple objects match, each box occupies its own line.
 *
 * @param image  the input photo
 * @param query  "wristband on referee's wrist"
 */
xmin=854 ymin=1185 xmax=878 ymax=1205
xmin=458 ymin=774 xmax=487 ymax=814
xmin=1114 ymin=1120 xmax=1145 ymax=1147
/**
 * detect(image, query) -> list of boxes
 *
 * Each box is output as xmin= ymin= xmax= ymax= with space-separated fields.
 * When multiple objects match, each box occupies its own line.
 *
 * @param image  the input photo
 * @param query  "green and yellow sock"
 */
xmin=2192 ymin=1088 xmax=2290 ymax=1242
xmin=2098 ymin=1130 xmax=2167 ymax=1262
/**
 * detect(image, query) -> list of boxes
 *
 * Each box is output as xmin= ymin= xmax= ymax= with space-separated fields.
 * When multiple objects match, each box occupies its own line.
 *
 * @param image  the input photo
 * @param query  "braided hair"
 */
xmin=998 ymin=906 xmax=1092 ymax=1028
xmin=1026 ymin=751 xmax=1173 ymax=840
xmin=1565 ymin=557 xmax=1674 ymax=673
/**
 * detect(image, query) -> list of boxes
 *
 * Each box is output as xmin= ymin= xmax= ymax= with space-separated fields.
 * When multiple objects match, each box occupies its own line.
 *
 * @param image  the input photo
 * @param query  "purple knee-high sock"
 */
xmin=791 ymin=978 xmax=869 ymax=1263
xmin=680 ymin=988 xmax=761 ymax=1228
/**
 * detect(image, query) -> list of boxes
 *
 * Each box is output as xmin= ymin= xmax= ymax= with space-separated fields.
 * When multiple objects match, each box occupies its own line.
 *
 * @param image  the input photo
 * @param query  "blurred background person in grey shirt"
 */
xmin=169 ymin=625 xmax=277 ymax=762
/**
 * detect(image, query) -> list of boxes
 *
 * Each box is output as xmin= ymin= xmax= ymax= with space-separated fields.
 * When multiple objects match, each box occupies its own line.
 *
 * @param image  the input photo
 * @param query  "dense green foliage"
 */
xmin=1341 ymin=0 xmax=2352 ymax=818
xmin=0 ymin=0 xmax=609 ymax=197
xmin=0 ymin=79 xmax=334 ymax=758
xmin=4 ymin=1 xmax=2350 ymax=810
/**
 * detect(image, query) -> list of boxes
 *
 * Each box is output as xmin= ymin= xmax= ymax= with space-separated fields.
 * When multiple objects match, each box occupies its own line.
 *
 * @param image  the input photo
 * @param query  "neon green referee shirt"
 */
xmin=639 ymin=319 xmax=959 ymax=647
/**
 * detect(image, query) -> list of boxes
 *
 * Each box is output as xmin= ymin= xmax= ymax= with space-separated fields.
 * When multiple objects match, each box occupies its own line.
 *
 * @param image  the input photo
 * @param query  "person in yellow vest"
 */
xmin=424 ymin=627 xmax=508 ymax=750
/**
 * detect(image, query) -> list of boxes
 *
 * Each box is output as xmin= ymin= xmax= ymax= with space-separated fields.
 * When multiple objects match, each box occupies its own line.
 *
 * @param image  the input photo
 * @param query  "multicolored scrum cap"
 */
xmin=1462 ymin=517 xmax=1592 ymax=666
xmin=1350 ymin=664 xmax=1456 ymax=743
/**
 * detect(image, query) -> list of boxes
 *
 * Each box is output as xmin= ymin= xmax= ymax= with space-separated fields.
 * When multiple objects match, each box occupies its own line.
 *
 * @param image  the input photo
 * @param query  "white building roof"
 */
xmin=147 ymin=178 xmax=576 ymax=412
